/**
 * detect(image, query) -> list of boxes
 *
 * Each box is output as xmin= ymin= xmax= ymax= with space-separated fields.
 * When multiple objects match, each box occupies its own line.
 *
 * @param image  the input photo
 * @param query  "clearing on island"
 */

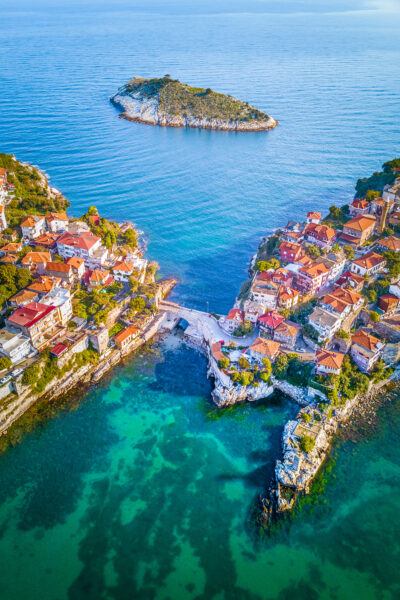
xmin=110 ymin=76 xmax=277 ymax=131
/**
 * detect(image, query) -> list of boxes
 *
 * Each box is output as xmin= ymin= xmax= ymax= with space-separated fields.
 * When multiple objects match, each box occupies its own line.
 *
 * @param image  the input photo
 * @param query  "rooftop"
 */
xmin=316 ymin=349 xmax=345 ymax=370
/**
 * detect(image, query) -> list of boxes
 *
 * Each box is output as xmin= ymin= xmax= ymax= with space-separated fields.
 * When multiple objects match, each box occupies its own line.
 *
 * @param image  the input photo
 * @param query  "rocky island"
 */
xmin=110 ymin=76 xmax=277 ymax=131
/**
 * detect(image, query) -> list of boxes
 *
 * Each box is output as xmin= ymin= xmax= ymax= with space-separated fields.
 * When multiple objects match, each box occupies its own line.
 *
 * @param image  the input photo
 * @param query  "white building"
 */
xmin=41 ymin=288 xmax=73 ymax=326
xmin=56 ymin=232 xmax=108 ymax=268
xmin=308 ymin=307 xmax=342 ymax=342
xmin=20 ymin=215 xmax=46 ymax=240
xmin=112 ymin=257 xmax=147 ymax=283
xmin=0 ymin=205 xmax=7 ymax=231
xmin=45 ymin=212 xmax=69 ymax=233
xmin=0 ymin=328 xmax=32 ymax=364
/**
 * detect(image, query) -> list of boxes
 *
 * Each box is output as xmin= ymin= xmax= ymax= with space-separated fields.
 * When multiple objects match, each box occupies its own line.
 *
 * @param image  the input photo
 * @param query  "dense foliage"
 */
xmin=0 ymin=264 xmax=32 ymax=306
xmin=355 ymin=158 xmax=400 ymax=198
xmin=0 ymin=152 xmax=69 ymax=227
xmin=126 ymin=76 xmax=272 ymax=122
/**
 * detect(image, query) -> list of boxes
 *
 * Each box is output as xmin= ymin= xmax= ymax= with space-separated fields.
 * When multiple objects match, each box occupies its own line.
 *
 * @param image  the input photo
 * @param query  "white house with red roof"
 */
xmin=56 ymin=232 xmax=108 ymax=268
xmin=45 ymin=212 xmax=69 ymax=233
xmin=296 ymin=262 xmax=330 ymax=294
xmin=306 ymin=211 xmax=321 ymax=224
xmin=315 ymin=349 xmax=345 ymax=375
xmin=349 ymin=198 xmax=369 ymax=217
xmin=351 ymin=330 xmax=384 ymax=372
xmin=20 ymin=215 xmax=46 ymax=240
xmin=85 ymin=269 xmax=114 ymax=292
xmin=258 ymin=311 xmax=284 ymax=336
xmin=6 ymin=302 xmax=61 ymax=350
xmin=223 ymin=308 xmax=244 ymax=333
xmin=350 ymin=252 xmax=386 ymax=277
xmin=279 ymin=241 xmax=303 ymax=263
xmin=304 ymin=223 xmax=337 ymax=249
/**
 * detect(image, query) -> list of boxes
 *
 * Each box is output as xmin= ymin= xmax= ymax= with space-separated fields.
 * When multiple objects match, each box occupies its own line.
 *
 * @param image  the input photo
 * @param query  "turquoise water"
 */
xmin=1 ymin=1 xmax=400 ymax=598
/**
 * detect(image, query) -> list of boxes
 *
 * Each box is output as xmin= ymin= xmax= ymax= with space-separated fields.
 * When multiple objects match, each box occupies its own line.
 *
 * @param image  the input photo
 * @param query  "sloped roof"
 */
xmin=258 ymin=311 xmax=284 ymax=329
xmin=114 ymin=325 xmax=140 ymax=344
xmin=21 ymin=251 xmax=51 ymax=265
xmin=57 ymin=231 xmax=100 ymax=251
xmin=249 ymin=337 xmax=280 ymax=358
xmin=344 ymin=214 xmax=376 ymax=232
xmin=378 ymin=236 xmax=400 ymax=252
xmin=316 ymin=349 xmax=345 ymax=370
xmin=351 ymin=330 xmax=382 ymax=352
xmin=352 ymin=251 xmax=385 ymax=270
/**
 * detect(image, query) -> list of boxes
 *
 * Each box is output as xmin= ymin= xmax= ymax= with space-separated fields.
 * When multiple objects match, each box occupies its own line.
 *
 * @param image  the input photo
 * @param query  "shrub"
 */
xmin=218 ymin=357 xmax=230 ymax=369
xmin=369 ymin=311 xmax=380 ymax=323
xmin=299 ymin=435 xmax=315 ymax=453
xmin=22 ymin=364 xmax=38 ymax=386
xmin=301 ymin=412 xmax=311 ymax=423
xmin=335 ymin=329 xmax=349 ymax=340
xmin=0 ymin=357 xmax=11 ymax=371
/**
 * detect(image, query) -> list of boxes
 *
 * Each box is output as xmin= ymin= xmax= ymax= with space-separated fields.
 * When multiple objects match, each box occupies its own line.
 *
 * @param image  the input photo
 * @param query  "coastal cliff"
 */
xmin=110 ymin=76 xmax=277 ymax=132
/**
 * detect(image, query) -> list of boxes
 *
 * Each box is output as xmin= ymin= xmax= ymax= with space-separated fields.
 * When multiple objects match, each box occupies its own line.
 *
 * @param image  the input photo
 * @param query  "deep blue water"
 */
xmin=0 ymin=1 xmax=400 ymax=598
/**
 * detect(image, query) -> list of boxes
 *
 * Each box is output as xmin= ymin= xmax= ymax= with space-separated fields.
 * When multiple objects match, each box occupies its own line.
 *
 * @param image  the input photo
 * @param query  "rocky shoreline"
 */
xmin=110 ymin=86 xmax=278 ymax=132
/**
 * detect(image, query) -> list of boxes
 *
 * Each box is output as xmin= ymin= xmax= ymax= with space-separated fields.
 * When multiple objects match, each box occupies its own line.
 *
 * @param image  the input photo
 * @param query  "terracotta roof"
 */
xmin=378 ymin=294 xmax=399 ymax=311
xmin=112 ymin=260 xmax=135 ymax=272
xmin=352 ymin=251 xmax=385 ymax=270
xmin=316 ymin=349 xmax=345 ymax=370
xmin=258 ymin=311 xmax=285 ymax=329
xmin=351 ymin=330 xmax=381 ymax=352
xmin=344 ymin=214 xmax=376 ymax=232
xmin=28 ymin=276 xmax=61 ymax=294
xmin=350 ymin=199 xmax=369 ymax=209
xmin=57 ymin=231 xmax=100 ymax=251
xmin=280 ymin=241 xmax=302 ymax=253
xmin=304 ymin=223 xmax=337 ymax=242
xmin=114 ymin=325 xmax=140 ymax=344
xmin=66 ymin=256 xmax=85 ymax=268
xmin=9 ymin=289 xmax=38 ymax=304
xmin=20 ymin=215 xmax=45 ymax=228
xmin=275 ymin=321 xmax=298 ymax=338
xmin=21 ymin=251 xmax=51 ymax=265
xmin=211 ymin=342 xmax=225 ymax=362
xmin=46 ymin=212 xmax=68 ymax=222
xmin=249 ymin=337 xmax=280 ymax=358
xmin=89 ymin=269 xmax=110 ymax=283
xmin=278 ymin=287 xmax=299 ymax=302
xmin=7 ymin=302 xmax=55 ymax=329
xmin=328 ymin=286 xmax=362 ymax=307
xmin=299 ymin=261 xmax=330 ymax=278
xmin=1 ymin=242 xmax=21 ymax=253
xmin=227 ymin=308 xmax=244 ymax=321
xmin=321 ymin=294 xmax=350 ymax=314
xmin=336 ymin=270 xmax=365 ymax=287
xmin=307 ymin=211 xmax=321 ymax=219
xmin=34 ymin=232 xmax=60 ymax=246
xmin=378 ymin=236 xmax=400 ymax=252
xmin=0 ymin=253 xmax=18 ymax=264
xmin=46 ymin=261 xmax=71 ymax=273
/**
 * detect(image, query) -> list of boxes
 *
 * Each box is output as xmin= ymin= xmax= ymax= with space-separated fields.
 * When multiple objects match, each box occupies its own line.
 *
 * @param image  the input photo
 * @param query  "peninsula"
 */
xmin=110 ymin=76 xmax=277 ymax=131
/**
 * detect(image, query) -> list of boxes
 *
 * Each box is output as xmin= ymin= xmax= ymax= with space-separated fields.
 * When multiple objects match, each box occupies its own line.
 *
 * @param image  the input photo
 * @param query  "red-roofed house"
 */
xmin=351 ymin=330 xmax=384 ymax=372
xmin=350 ymin=252 xmax=386 ymax=277
xmin=349 ymin=198 xmax=369 ymax=217
xmin=57 ymin=232 xmax=107 ymax=268
xmin=279 ymin=241 xmax=303 ymax=263
xmin=224 ymin=308 xmax=244 ymax=333
xmin=315 ymin=349 xmax=345 ymax=375
xmin=45 ymin=212 xmax=69 ymax=233
xmin=341 ymin=214 xmax=376 ymax=246
xmin=112 ymin=260 xmax=136 ymax=283
xmin=335 ymin=270 xmax=365 ymax=292
xmin=304 ymin=223 xmax=337 ymax=249
xmin=306 ymin=211 xmax=321 ymax=224
xmin=114 ymin=325 xmax=140 ymax=351
xmin=85 ymin=269 xmax=113 ymax=291
xmin=296 ymin=262 xmax=330 ymax=294
xmin=258 ymin=311 xmax=284 ymax=336
xmin=45 ymin=261 xmax=74 ymax=284
xmin=278 ymin=286 xmax=299 ymax=309
xmin=273 ymin=321 xmax=300 ymax=350
xmin=6 ymin=302 xmax=61 ymax=350
xmin=378 ymin=294 xmax=399 ymax=314
xmin=66 ymin=256 xmax=86 ymax=280
xmin=248 ymin=337 xmax=280 ymax=363
xmin=20 ymin=215 xmax=46 ymax=240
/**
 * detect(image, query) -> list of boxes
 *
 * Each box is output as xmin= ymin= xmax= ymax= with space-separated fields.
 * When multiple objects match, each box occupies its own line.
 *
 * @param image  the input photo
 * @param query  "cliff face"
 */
xmin=110 ymin=79 xmax=277 ymax=132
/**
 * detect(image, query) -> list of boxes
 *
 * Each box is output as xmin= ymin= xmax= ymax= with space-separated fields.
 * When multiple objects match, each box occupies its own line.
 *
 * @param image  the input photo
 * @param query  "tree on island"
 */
xmin=299 ymin=435 xmax=315 ymax=453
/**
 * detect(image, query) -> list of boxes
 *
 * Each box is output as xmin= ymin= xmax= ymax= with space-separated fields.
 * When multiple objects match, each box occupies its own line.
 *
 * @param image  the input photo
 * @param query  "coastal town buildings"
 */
xmin=20 ymin=215 xmax=46 ymax=240
xmin=351 ymin=330 xmax=384 ymax=372
xmin=315 ymin=349 xmax=345 ymax=376
xmin=247 ymin=337 xmax=280 ymax=363
xmin=350 ymin=252 xmax=386 ymax=277
xmin=340 ymin=214 xmax=376 ymax=246
xmin=6 ymin=302 xmax=62 ymax=351
xmin=0 ymin=329 xmax=32 ymax=365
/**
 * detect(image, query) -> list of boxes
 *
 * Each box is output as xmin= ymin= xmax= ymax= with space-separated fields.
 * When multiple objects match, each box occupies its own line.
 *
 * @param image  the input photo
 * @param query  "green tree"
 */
xmin=239 ymin=371 xmax=254 ymax=386
xmin=299 ymin=435 xmax=315 ymax=453
xmin=305 ymin=244 xmax=321 ymax=259
xmin=130 ymin=296 xmax=146 ymax=314
xmin=365 ymin=190 xmax=381 ymax=202
xmin=301 ymin=412 xmax=311 ymax=423
xmin=0 ymin=357 xmax=11 ymax=370
xmin=335 ymin=329 xmax=349 ymax=340
xmin=87 ymin=206 xmax=98 ymax=215
xmin=273 ymin=354 xmax=288 ymax=379
xmin=343 ymin=245 xmax=355 ymax=259
xmin=123 ymin=228 xmax=137 ymax=249
xmin=256 ymin=261 xmax=269 ymax=273
xmin=269 ymin=258 xmax=280 ymax=270
xmin=218 ymin=357 xmax=230 ymax=369
xmin=369 ymin=311 xmax=380 ymax=323
xmin=331 ymin=243 xmax=341 ymax=254
xmin=22 ymin=364 xmax=38 ymax=386
xmin=383 ymin=251 xmax=400 ymax=278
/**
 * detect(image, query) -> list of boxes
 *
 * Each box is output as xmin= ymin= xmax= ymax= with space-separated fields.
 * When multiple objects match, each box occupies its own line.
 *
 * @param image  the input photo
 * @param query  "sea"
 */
xmin=0 ymin=1 xmax=400 ymax=598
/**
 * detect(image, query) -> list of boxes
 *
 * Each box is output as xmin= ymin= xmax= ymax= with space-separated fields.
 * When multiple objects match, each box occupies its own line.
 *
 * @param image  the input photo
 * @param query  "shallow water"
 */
xmin=1 ymin=0 xmax=400 ymax=598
